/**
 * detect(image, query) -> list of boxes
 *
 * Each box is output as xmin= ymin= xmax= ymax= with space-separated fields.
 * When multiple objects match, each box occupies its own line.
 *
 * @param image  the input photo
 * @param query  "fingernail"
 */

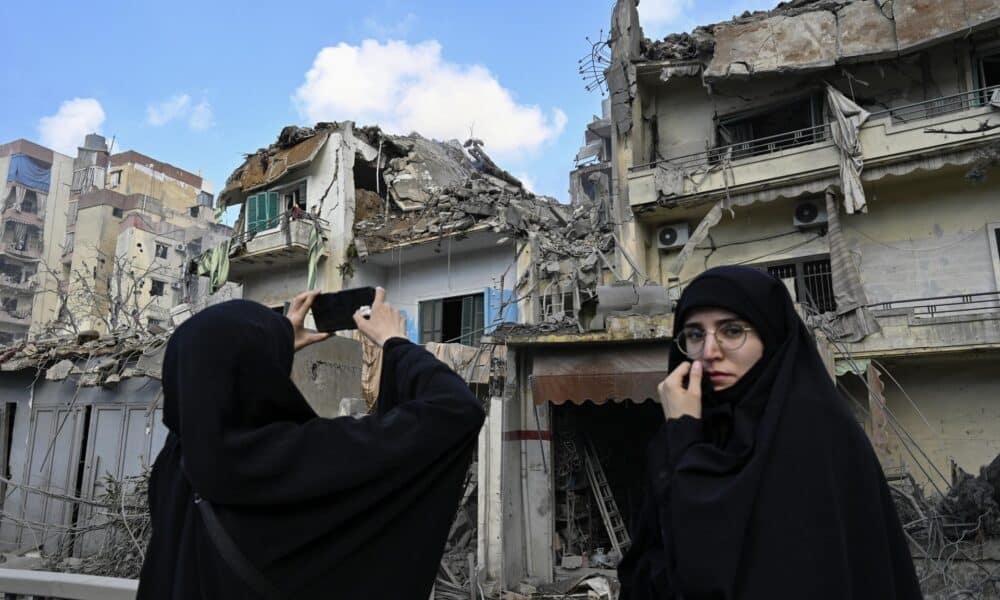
xmin=692 ymin=362 xmax=702 ymax=371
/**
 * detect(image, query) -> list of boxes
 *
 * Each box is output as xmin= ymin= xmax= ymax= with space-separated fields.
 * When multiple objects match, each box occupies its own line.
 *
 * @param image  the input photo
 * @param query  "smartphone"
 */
xmin=311 ymin=287 xmax=377 ymax=332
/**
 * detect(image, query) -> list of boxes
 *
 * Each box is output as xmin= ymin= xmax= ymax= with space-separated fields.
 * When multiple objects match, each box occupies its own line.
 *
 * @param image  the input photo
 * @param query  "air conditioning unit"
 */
xmin=170 ymin=282 xmax=183 ymax=290
xmin=793 ymin=198 xmax=828 ymax=229
xmin=175 ymin=243 xmax=186 ymax=252
xmin=656 ymin=223 xmax=690 ymax=250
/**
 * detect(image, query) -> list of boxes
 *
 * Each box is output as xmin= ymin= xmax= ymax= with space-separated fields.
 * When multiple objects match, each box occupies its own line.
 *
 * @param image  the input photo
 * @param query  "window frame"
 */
xmin=988 ymin=222 xmax=1000 ymax=292
xmin=149 ymin=279 xmax=166 ymax=297
xmin=752 ymin=253 xmax=837 ymax=314
xmin=713 ymin=92 xmax=827 ymax=161
xmin=419 ymin=292 xmax=485 ymax=345
xmin=154 ymin=243 xmax=168 ymax=260
xmin=246 ymin=191 xmax=281 ymax=234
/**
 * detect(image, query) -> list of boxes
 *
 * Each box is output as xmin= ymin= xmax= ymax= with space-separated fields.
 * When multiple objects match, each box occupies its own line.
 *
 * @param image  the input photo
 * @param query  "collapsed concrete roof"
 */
xmin=636 ymin=0 xmax=1000 ymax=79
xmin=0 ymin=330 xmax=168 ymax=384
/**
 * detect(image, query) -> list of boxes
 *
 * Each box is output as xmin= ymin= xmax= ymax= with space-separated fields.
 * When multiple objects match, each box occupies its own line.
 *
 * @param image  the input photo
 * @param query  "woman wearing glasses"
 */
xmin=617 ymin=265 xmax=921 ymax=599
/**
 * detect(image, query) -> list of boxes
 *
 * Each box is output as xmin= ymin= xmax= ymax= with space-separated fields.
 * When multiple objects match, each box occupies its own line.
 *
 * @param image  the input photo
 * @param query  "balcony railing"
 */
xmin=870 ymin=85 xmax=1000 ymax=124
xmin=1 ymin=207 xmax=44 ymax=229
xmin=0 ymin=567 xmax=137 ymax=600
xmin=0 ymin=241 xmax=43 ymax=260
xmin=232 ymin=210 xmax=328 ymax=247
xmin=0 ymin=309 xmax=30 ymax=325
xmin=868 ymin=291 xmax=1000 ymax=318
xmin=629 ymin=85 xmax=1000 ymax=175
xmin=0 ymin=276 xmax=36 ymax=293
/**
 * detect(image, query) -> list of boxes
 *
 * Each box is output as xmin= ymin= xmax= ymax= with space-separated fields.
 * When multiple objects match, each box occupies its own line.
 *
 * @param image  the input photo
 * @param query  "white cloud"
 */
xmin=146 ymin=93 xmax=214 ymax=131
xmin=638 ymin=0 xmax=694 ymax=29
xmin=514 ymin=172 xmax=536 ymax=193
xmin=363 ymin=13 xmax=417 ymax=38
xmin=147 ymin=94 xmax=191 ymax=126
xmin=38 ymin=98 xmax=106 ymax=155
xmin=188 ymin=101 xmax=215 ymax=131
xmin=293 ymin=40 xmax=566 ymax=158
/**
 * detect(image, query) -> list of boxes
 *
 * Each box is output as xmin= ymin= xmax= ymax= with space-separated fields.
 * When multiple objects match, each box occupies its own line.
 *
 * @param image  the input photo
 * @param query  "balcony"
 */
xmin=838 ymin=291 xmax=1000 ymax=359
xmin=628 ymin=85 xmax=1000 ymax=209
xmin=0 ymin=276 xmax=36 ymax=295
xmin=227 ymin=211 xmax=329 ymax=278
xmin=1 ymin=207 xmax=44 ymax=229
xmin=0 ymin=309 xmax=30 ymax=327
xmin=0 ymin=240 xmax=43 ymax=261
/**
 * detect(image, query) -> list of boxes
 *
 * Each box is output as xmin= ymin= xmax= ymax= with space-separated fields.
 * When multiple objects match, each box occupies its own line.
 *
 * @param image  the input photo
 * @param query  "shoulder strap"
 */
xmin=195 ymin=494 xmax=284 ymax=600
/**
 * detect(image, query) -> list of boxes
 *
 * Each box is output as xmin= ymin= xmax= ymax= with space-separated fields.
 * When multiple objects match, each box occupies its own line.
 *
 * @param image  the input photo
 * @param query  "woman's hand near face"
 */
xmin=287 ymin=290 xmax=332 ymax=352
xmin=354 ymin=287 xmax=407 ymax=347
xmin=658 ymin=361 xmax=703 ymax=421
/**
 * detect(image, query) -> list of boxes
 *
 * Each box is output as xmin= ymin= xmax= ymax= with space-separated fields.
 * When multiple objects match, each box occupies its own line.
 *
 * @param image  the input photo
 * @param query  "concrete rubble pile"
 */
xmin=0 ymin=329 xmax=168 ymax=384
xmin=351 ymin=129 xmax=617 ymax=329
xmin=434 ymin=463 xmax=479 ymax=600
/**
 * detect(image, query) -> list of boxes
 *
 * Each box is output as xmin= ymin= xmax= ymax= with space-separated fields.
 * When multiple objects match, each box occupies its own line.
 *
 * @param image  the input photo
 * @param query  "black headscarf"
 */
xmin=138 ymin=300 xmax=484 ymax=599
xmin=618 ymin=265 xmax=921 ymax=599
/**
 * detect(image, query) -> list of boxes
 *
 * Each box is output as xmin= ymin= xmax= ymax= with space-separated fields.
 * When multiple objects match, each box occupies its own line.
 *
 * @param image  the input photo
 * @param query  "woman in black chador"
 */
xmin=137 ymin=288 xmax=485 ymax=599
xmin=618 ymin=266 xmax=921 ymax=599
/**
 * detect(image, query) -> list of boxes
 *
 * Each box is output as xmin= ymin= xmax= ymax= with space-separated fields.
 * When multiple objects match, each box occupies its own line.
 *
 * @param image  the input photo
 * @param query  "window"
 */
xmin=714 ymin=94 xmax=826 ymax=161
xmin=149 ymin=279 xmax=165 ymax=297
xmin=147 ymin=318 xmax=163 ymax=329
xmin=419 ymin=293 xmax=485 ymax=346
xmin=111 ymin=207 xmax=123 ymax=218
xmin=989 ymin=223 xmax=1000 ymax=291
xmin=21 ymin=191 xmax=38 ymax=214
xmin=246 ymin=192 xmax=280 ymax=233
xmin=541 ymin=292 xmax=575 ymax=320
xmin=154 ymin=243 xmax=168 ymax=259
xmin=756 ymin=255 xmax=836 ymax=314
xmin=108 ymin=171 xmax=122 ymax=188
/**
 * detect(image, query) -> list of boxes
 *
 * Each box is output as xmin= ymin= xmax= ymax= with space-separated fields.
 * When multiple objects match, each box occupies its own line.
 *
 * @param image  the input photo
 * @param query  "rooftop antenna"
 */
xmin=578 ymin=29 xmax=612 ymax=94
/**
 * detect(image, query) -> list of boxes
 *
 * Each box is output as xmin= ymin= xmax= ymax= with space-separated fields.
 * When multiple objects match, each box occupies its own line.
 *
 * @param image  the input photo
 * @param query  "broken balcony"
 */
xmin=0 ymin=309 xmax=30 ymax=327
xmin=628 ymin=85 xmax=1000 ymax=208
xmin=0 ymin=240 xmax=42 ymax=261
xmin=842 ymin=291 xmax=1000 ymax=358
xmin=226 ymin=211 xmax=329 ymax=278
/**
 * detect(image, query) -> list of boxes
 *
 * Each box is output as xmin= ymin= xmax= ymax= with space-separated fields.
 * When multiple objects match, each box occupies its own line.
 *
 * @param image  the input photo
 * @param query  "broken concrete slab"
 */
xmin=706 ymin=10 xmax=838 ymax=79
xmin=837 ymin=1 xmax=898 ymax=60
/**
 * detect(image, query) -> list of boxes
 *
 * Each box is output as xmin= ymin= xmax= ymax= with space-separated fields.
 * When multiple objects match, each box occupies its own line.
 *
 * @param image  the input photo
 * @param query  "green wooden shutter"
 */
xmin=267 ymin=192 xmax=280 ymax=229
xmin=246 ymin=194 xmax=259 ymax=232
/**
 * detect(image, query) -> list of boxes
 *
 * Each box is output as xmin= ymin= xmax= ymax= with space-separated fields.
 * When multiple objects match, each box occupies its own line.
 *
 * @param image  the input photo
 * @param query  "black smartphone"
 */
xmin=311 ymin=287 xmax=377 ymax=332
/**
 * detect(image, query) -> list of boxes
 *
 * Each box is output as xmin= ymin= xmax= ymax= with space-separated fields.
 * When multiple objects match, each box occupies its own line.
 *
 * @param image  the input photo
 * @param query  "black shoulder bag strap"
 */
xmin=193 ymin=495 xmax=283 ymax=600
xmin=181 ymin=457 xmax=283 ymax=599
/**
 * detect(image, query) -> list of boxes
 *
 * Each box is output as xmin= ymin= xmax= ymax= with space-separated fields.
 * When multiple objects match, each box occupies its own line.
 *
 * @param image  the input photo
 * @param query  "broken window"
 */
xmin=419 ymin=293 xmax=485 ymax=346
xmin=154 ymin=243 xmax=168 ymax=259
xmin=246 ymin=191 xmax=280 ymax=233
xmin=280 ymin=182 xmax=307 ymax=212
xmin=713 ymin=94 xmax=826 ymax=161
xmin=149 ymin=279 xmax=165 ymax=297
xmin=541 ymin=292 xmax=576 ymax=320
xmin=974 ymin=48 xmax=1000 ymax=104
xmin=108 ymin=171 xmax=122 ymax=188
xmin=758 ymin=255 xmax=836 ymax=314
xmin=21 ymin=191 xmax=38 ymax=214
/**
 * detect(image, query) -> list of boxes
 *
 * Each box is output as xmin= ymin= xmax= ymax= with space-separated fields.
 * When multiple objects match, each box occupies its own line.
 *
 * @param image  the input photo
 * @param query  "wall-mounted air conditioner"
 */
xmin=793 ymin=198 xmax=828 ymax=229
xmin=656 ymin=223 xmax=690 ymax=250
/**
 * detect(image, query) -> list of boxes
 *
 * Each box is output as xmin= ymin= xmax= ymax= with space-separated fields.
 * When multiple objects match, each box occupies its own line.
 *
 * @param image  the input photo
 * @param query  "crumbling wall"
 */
xmin=697 ymin=0 xmax=1000 ymax=80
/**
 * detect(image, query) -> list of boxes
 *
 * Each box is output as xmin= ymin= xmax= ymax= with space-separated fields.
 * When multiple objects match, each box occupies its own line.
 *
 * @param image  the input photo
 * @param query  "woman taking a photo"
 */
xmin=618 ymin=265 xmax=921 ymax=599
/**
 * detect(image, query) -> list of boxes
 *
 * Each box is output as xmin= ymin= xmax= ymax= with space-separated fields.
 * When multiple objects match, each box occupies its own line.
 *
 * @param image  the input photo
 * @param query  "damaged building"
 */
xmin=475 ymin=0 xmax=1000 ymax=596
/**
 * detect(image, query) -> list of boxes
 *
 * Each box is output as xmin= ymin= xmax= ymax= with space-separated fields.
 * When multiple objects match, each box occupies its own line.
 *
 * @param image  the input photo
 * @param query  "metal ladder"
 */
xmin=582 ymin=439 xmax=631 ymax=557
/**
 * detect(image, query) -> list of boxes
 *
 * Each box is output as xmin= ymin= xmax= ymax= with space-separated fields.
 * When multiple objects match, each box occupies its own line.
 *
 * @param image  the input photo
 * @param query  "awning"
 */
xmin=531 ymin=345 xmax=670 ymax=405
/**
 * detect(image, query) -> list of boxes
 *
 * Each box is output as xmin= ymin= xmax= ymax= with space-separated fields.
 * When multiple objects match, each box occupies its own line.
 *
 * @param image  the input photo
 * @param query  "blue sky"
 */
xmin=1 ymin=0 xmax=775 ymax=206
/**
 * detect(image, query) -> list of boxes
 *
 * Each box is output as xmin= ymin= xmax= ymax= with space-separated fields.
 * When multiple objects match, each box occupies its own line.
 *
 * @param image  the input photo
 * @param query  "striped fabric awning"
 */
xmin=530 ymin=344 xmax=670 ymax=405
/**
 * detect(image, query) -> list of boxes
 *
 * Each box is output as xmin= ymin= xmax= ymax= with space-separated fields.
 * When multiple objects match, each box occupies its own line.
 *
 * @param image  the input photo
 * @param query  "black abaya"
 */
xmin=618 ymin=266 xmax=921 ymax=599
xmin=138 ymin=300 xmax=485 ymax=599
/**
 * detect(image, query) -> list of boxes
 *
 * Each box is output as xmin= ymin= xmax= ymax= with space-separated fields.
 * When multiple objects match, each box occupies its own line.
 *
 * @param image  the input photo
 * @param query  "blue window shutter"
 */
xmin=502 ymin=289 xmax=518 ymax=324
xmin=401 ymin=309 xmax=419 ymax=343
xmin=484 ymin=288 xmax=517 ymax=333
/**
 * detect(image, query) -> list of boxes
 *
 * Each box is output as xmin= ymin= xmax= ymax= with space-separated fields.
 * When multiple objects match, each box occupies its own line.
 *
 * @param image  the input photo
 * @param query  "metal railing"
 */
xmin=868 ymin=291 xmax=1000 ymax=318
xmin=0 ymin=567 xmax=136 ymax=600
xmin=231 ymin=210 xmax=329 ymax=247
xmin=869 ymin=84 xmax=1000 ymax=124
xmin=0 ymin=242 xmax=43 ymax=260
xmin=629 ymin=85 xmax=1000 ymax=174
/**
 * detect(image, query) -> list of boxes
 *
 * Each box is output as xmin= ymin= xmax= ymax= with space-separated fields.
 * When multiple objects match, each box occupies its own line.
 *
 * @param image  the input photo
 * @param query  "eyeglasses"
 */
xmin=675 ymin=323 xmax=755 ymax=358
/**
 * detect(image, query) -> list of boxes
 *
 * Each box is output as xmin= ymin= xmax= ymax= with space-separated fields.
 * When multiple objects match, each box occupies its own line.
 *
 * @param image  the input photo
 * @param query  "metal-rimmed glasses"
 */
xmin=675 ymin=322 xmax=755 ymax=358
